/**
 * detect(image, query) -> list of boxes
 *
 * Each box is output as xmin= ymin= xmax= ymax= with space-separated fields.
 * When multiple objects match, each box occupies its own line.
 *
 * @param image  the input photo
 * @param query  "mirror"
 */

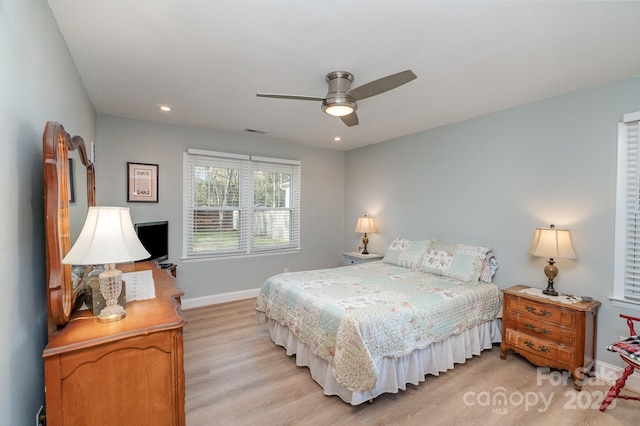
xmin=44 ymin=121 xmax=95 ymax=333
xmin=68 ymin=149 xmax=87 ymax=243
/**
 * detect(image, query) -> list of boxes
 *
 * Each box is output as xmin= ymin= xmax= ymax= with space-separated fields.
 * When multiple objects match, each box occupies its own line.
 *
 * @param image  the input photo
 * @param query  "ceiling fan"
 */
xmin=256 ymin=70 xmax=417 ymax=127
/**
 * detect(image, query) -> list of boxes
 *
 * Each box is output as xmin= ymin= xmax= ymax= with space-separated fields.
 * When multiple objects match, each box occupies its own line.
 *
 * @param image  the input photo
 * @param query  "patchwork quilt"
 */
xmin=255 ymin=261 xmax=501 ymax=392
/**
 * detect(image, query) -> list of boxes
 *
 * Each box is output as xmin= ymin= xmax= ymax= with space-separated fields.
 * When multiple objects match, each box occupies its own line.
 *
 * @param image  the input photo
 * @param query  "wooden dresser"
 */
xmin=43 ymin=262 xmax=187 ymax=426
xmin=500 ymin=285 xmax=600 ymax=391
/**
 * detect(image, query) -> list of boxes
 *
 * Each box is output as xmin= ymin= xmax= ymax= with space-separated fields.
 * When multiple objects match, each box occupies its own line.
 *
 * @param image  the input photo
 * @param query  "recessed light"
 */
xmin=334 ymin=137 xmax=341 ymax=142
xmin=159 ymin=105 xmax=172 ymax=112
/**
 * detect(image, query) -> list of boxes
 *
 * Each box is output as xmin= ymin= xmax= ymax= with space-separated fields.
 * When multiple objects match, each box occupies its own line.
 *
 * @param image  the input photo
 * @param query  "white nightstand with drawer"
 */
xmin=342 ymin=252 xmax=384 ymax=266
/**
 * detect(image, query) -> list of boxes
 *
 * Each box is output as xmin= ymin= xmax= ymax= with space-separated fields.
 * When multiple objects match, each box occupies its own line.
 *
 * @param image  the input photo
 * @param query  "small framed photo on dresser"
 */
xmin=127 ymin=162 xmax=158 ymax=203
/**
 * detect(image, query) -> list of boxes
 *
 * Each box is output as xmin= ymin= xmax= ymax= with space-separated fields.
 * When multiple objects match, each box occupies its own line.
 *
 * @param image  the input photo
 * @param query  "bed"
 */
xmin=255 ymin=238 xmax=502 ymax=405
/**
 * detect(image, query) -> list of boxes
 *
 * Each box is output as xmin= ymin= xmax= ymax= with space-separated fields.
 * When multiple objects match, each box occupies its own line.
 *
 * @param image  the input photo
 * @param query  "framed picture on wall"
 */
xmin=127 ymin=162 xmax=158 ymax=203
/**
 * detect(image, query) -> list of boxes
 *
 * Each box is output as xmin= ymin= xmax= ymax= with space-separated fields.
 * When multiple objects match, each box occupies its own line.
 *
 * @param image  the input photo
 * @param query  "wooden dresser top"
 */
xmin=503 ymin=284 xmax=601 ymax=312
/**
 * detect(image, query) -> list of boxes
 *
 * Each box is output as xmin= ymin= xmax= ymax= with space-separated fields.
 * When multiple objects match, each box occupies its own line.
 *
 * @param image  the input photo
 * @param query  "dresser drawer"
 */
xmin=507 ymin=297 xmax=576 ymax=328
xmin=505 ymin=311 xmax=576 ymax=346
xmin=505 ymin=329 xmax=574 ymax=366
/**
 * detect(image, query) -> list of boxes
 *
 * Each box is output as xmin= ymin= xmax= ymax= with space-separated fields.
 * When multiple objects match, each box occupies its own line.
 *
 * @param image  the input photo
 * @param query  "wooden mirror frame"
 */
xmin=44 ymin=121 xmax=95 ymax=334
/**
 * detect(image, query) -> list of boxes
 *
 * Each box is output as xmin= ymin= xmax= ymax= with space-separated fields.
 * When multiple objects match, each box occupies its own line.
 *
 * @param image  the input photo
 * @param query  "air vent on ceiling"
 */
xmin=243 ymin=128 xmax=267 ymax=134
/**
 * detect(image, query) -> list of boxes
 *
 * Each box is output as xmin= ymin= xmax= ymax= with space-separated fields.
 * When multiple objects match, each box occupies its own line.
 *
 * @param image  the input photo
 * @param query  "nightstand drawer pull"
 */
xmin=525 ymin=305 xmax=552 ymax=317
xmin=525 ymin=323 xmax=551 ymax=335
xmin=524 ymin=340 xmax=551 ymax=353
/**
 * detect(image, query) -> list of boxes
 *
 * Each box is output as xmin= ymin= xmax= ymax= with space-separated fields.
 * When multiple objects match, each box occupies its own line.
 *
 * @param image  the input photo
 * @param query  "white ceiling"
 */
xmin=47 ymin=1 xmax=640 ymax=151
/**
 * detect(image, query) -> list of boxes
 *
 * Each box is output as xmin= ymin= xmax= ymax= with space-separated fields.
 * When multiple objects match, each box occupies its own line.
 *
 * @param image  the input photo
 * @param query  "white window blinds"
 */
xmin=183 ymin=150 xmax=300 ymax=259
xmin=251 ymin=156 xmax=301 ymax=252
xmin=614 ymin=112 xmax=640 ymax=308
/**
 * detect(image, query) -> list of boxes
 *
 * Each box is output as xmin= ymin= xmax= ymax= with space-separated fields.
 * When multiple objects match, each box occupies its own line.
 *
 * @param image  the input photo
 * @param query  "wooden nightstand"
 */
xmin=500 ymin=285 xmax=600 ymax=391
xmin=342 ymin=252 xmax=384 ymax=266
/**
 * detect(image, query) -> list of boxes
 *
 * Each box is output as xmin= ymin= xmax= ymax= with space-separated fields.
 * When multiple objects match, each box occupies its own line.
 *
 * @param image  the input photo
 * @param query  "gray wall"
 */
xmin=345 ymin=77 xmax=640 ymax=367
xmin=6 ymin=3 xmax=640 ymax=422
xmin=95 ymin=115 xmax=345 ymax=299
xmin=0 ymin=0 xmax=96 ymax=423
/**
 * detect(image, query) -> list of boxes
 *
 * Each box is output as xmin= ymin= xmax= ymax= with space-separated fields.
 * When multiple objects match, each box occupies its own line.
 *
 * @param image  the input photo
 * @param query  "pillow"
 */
xmin=382 ymin=238 xmax=430 ymax=269
xmin=421 ymin=239 xmax=491 ymax=283
xmin=479 ymin=252 xmax=498 ymax=283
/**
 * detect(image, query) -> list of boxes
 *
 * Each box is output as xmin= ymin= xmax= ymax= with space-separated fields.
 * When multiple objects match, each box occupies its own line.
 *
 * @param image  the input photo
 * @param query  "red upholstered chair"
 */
xmin=599 ymin=314 xmax=640 ymax=412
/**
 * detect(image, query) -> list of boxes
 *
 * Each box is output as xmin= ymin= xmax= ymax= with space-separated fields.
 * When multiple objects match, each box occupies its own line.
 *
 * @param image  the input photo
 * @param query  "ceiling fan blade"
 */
xmin=347 ymin=70 xmax=417 ymax=101
xmin=256 ymin=93 xmax=325 ymax=102
xmin=340 ymin=112 xmax=359 ymax=127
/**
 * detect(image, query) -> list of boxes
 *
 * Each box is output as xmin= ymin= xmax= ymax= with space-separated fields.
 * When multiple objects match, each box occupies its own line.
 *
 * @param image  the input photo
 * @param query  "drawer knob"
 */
xmin=524 ymin=339 xmax=551 ymax=353
xmin=525 ymin=323 xmax=551 ymax=335
xmin=525 ymin=305 xmax=552 ymax=317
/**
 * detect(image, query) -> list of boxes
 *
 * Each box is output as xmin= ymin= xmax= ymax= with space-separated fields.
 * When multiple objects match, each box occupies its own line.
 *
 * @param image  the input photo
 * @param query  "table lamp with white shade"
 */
xmin=528 ymin=224 xmax=576 ymax=296
xmin=62 ymin=206 xmax=150 ymax=322
xmin=354 ymin=215 xmax=376 ymax=255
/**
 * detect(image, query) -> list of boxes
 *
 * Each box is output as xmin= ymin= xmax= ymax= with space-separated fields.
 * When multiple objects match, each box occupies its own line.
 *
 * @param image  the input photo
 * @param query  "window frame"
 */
xmin=183 ymin=149 xmax=301 ymax=261
xmin=612 ymin=111 xmax=640 ymax=311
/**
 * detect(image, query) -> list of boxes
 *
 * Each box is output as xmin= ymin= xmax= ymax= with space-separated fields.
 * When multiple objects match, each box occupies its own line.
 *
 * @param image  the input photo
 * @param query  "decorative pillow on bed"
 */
xmin=420 ymin=239 xmax=491 ymax=283
xmin=382 ymin=238 xmax=430 ymax=269
xmin=479 ymin=252 xmax=498 ymax=283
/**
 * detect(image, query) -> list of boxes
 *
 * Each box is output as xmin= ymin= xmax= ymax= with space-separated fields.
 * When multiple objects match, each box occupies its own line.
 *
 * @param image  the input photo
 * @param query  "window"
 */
xmin=613 ymin=111 xmax=640 ymax=310
xmin=183 ymin=149 xmax=300 ymax=259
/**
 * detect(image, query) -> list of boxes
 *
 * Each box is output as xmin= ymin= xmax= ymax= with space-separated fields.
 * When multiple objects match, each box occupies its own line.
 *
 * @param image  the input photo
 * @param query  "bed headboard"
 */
xmin=43 ymin=121 xmax=95 ymax=334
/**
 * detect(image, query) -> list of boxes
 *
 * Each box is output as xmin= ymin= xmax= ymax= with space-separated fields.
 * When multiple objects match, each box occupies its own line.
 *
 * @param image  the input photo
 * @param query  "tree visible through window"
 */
xmin=183 ymin=150 xmax=300 ymax=259
xmin=253 ymin=169 xmax=293 ymax=249
xmin=193 ymin=164 xmax=241 ymax=252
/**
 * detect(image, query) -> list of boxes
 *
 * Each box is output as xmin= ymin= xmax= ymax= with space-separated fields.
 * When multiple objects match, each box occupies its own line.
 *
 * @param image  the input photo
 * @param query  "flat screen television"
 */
xmin=134 ymin=221 xmax=169 ymax=262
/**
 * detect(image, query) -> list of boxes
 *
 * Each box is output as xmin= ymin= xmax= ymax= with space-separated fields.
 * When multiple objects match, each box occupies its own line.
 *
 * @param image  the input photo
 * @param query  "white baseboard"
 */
xmin=182 ymin=288 xmax=260 ymax=310
xmin=595 ymin=359 xmax=640 ymax=393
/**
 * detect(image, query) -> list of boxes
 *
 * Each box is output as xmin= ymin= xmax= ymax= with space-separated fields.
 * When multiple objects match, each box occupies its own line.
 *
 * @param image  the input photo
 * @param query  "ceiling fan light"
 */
xmin=324 ymin=104 xmax=354 ymax=117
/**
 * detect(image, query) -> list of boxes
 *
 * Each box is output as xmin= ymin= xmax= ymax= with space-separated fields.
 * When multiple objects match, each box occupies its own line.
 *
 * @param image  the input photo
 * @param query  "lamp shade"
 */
xmin=355 ymin=216 xmax=376 ymax=234
xmin=528 ymin=225 xmax=576 ymax=260
xmin=62 ymin=206 xmax=150 ymax=265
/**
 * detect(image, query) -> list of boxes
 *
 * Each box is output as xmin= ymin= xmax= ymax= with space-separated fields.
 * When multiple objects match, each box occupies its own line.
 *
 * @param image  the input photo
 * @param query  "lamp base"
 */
xmin=97 ymin=263 xmax=127 ymax=323
xmin=97 ymin=310 xmax=126 ymax=323
xmin=542 ymin=259 xmax=559 ymax=296
xmin=361 ymin=234 xmax=369 ymax=255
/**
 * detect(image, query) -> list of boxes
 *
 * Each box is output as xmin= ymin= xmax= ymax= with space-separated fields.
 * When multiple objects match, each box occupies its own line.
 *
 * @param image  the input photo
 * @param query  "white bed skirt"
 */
xmin=267 ymin=318 xmax=503 ymax=405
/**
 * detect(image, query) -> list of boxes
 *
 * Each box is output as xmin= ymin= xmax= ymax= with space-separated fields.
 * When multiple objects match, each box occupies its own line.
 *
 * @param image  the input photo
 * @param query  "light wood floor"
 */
xmin=183 ymin=299 xmax=639 ymax=425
